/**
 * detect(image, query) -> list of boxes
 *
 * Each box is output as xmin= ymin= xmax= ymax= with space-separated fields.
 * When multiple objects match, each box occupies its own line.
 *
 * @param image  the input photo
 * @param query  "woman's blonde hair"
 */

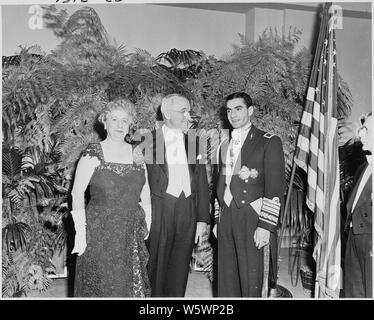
xmin=98 ymin=99 xmax=136 ymax=126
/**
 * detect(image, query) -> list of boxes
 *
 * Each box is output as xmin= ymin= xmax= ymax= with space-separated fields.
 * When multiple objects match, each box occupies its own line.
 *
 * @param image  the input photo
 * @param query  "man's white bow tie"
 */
xmin=165 ymin=130 xmax=184 ymax=142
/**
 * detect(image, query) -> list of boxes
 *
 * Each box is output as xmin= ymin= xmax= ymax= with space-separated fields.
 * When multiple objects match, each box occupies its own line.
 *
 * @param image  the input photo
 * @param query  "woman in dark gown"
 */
xmin=70 ymin=99 xmax=151 ymax=297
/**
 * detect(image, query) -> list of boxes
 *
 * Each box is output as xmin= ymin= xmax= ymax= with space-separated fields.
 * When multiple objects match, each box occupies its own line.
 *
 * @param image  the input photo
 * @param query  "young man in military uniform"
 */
xmin=216 ymin=92 xmax=286 ymax=297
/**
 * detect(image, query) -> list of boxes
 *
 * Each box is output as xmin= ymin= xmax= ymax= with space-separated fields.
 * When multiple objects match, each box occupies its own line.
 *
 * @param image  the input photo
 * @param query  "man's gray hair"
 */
xmin=160 ymin=94 xmax=189 ymax=116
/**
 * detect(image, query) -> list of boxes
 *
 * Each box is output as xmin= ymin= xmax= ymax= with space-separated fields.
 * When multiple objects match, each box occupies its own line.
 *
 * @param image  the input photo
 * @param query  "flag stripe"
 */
xmin=301 ymin=111 xmax=313 ymax=126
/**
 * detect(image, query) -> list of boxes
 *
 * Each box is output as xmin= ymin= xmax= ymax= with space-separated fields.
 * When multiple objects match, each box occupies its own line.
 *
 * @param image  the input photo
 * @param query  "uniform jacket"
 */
xmin=216 ymin=125 xmax=286 ymax=232
xmin=145 ymin=128 xmax=210 ymax=224
xmin=345 ymin=162 xmax=372 ymax=235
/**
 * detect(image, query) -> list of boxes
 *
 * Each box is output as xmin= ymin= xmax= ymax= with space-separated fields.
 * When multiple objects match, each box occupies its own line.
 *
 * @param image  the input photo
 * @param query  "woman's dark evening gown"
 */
xmin=74 ymin=143 xmax=150 ymax=297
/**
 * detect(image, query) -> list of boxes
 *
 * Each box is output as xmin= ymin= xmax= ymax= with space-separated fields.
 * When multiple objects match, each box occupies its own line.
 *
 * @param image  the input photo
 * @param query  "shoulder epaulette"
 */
xmin=263 ymin=132 xmax=274 ymax=139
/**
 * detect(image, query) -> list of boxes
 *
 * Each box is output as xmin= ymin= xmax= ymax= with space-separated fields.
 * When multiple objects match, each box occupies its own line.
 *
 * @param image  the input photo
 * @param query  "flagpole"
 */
xmin=314 ymin=263 xmax=320 ymax=298
xmin=277 ymin=161 xmax=297 ymax=259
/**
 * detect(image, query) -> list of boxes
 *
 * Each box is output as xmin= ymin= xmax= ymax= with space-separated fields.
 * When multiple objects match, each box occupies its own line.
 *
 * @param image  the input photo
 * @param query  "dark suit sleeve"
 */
xmin=196 ymin=164 xmax=210 ymax=224
xmin=258 ymin=135 xmax=286 ymax=232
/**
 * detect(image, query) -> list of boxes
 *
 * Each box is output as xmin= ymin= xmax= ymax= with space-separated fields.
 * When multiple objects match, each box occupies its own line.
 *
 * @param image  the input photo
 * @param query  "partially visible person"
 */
xmin=216 ymin=92 xmax=286 ymax=297
xmin=344 ymin=112 xmax=372 ymax=298
xmin=71 ymin=99 xmax=152 ymax=297
xmin=145 ymin=93 xmax=210 ymax=297
xmin=338 ymin=119 xmax=360 ymax=147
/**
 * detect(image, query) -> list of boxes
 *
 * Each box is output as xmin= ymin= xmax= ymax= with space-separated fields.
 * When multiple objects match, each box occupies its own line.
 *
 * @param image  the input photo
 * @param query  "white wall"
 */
xmin=284 ymin=9 xmax=318 ymax=51
xmin=336 ymin=15 xmax=371 ymax=122
xmin=2 ymin=4 xmax=245 ymax=58
xmin=245 ymin=8 xmax=284 ymax=42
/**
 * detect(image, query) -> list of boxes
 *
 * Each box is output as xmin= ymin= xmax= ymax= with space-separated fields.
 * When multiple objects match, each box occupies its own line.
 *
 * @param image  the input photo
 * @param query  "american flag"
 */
xmin=294 ymin=4 xmax=341 ymax=298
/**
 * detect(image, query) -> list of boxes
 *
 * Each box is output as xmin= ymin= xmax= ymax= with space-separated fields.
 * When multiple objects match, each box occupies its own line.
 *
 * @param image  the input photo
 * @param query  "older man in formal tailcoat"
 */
xmin=144 ymin=94 xmax=210 ymax=297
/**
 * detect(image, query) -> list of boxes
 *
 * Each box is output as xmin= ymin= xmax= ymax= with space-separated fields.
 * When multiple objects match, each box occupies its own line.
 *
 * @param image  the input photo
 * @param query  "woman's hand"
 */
xmin=71 ymin=209 xmax=87 ymax=256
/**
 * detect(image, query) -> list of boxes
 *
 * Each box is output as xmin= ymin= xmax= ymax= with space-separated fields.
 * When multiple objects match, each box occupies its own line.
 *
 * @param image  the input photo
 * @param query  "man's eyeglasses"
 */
xmin=170 ymin=109 xmax=190 ymax=116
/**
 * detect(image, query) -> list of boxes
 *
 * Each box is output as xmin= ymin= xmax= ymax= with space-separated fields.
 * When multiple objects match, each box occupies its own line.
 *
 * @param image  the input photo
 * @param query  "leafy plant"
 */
xmin=2 ymin=249 xmax=54 ymax=297
xmin=2 ymin=218 xmax=31 ymax=253
xmin=2 ymin=200 xmax=58 ymax=297
xmin=2 ymin=87 xmax=67 ymax=296
xmin=156 ymin=48 xmax=206 ymax=82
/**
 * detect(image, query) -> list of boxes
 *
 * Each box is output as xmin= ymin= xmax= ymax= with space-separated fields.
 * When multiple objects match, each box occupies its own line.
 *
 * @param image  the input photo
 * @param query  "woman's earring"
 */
xmin=125 ymin=133 xmax=132 ymax=143
xmin=125 ymin=127 xmax=135 ymax=144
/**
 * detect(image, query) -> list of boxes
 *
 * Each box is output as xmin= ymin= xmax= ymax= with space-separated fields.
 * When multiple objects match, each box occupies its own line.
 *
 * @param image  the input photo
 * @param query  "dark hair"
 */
xmin=225 ymin=92 xmax=253 ymax=108
xmin=360 ymin=111 xmax=372 ymax=125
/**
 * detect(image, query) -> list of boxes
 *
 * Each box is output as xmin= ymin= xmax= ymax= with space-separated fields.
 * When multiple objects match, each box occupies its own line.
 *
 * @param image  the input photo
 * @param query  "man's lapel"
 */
xmin=353 ymin=170 xmax=372 ymax=210
xmin=184 ymin=133 xmax=196 ymax=180
xmin=220 ymin=138 xmax=230 ymax=168
xmin=346 ymin=163 xmax=368 ymax=213
xmin=216 ymin=137 xmax=229 ymax=204
xmin=153 ymin=128 xmax=168 ymax=179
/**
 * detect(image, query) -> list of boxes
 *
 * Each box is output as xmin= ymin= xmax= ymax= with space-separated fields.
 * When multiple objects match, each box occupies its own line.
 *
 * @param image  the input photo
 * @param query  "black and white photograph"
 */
xmin=1 ymin=0 xmax=372 ymax=302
